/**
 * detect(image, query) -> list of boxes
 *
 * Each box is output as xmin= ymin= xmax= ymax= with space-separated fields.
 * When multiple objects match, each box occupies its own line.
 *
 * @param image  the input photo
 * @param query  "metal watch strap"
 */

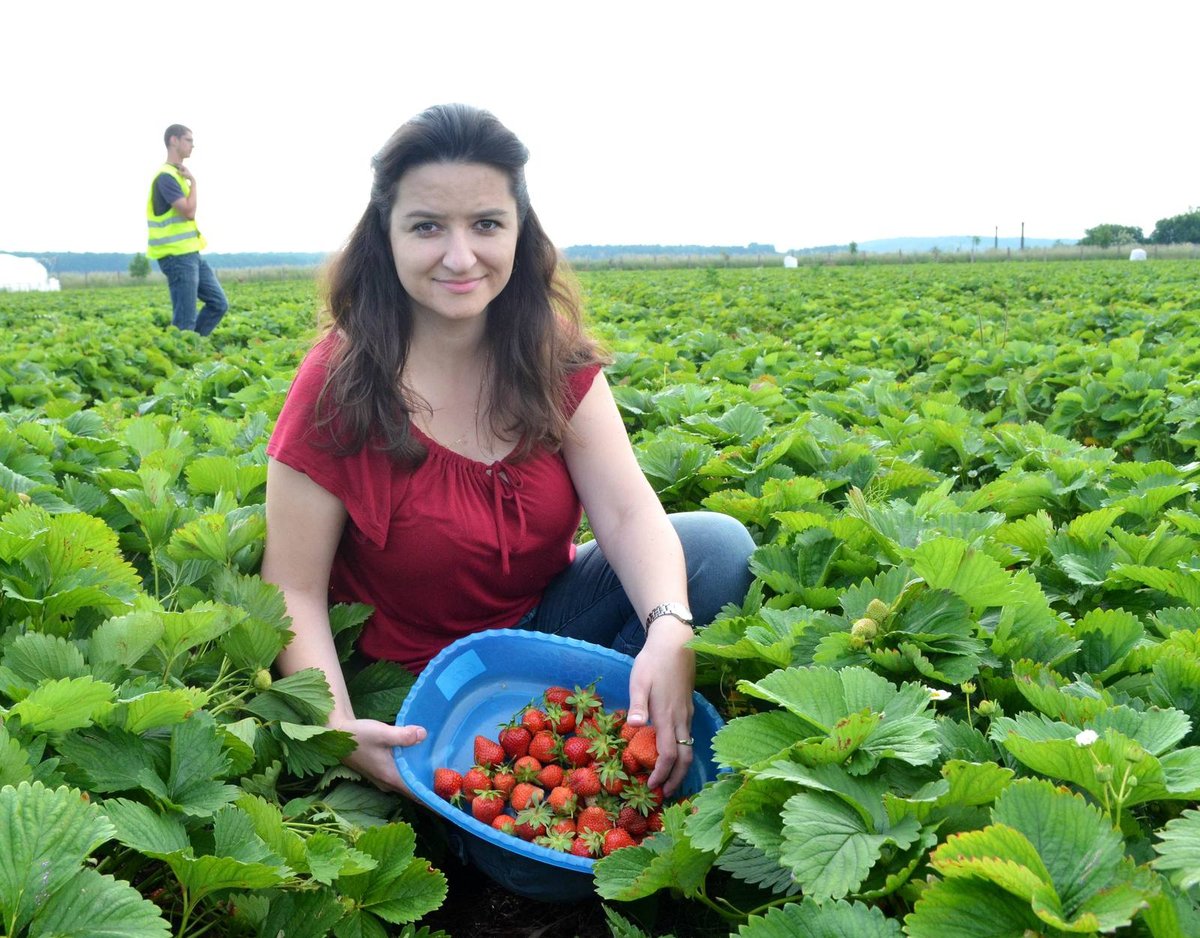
xmin=644 ymin=602 xmax=695 ymax=632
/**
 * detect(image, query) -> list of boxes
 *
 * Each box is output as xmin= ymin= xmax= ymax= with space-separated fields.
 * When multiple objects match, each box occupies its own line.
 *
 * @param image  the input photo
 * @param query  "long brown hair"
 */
xmin=317 ymin=103 xmax=604 ymax=465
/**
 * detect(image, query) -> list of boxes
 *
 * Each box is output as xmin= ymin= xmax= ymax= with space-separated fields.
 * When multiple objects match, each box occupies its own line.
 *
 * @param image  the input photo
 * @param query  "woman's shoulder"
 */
xmin=564 ymin=361 xmax=603 ymax=414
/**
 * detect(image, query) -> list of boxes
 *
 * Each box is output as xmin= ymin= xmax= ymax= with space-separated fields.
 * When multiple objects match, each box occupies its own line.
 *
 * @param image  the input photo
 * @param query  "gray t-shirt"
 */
xmin=152 ymin=171 xmax=185 ymax=216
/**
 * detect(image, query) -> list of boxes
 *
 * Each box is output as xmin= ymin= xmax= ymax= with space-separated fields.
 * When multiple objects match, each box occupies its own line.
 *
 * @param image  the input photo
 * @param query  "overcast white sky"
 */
xmin=2 ymin=0 xmax=1196 ymax=255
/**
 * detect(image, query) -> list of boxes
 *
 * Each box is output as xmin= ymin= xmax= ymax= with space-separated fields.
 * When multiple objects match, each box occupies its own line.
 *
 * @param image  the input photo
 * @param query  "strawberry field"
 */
xmin=1 ymin=259 xmax=1199 ymax=937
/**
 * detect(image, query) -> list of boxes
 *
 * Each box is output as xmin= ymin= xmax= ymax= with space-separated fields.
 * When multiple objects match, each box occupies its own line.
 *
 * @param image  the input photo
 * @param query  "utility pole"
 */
xmin=1020 ymin=222 xmax=1025 ymax=251
xmin=994 ymin=226 xmax=998 ymax=250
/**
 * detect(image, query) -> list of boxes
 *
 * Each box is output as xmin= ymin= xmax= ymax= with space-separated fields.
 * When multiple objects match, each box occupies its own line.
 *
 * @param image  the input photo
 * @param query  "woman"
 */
xmin=262 ymin=104 xmax=754 ymax=798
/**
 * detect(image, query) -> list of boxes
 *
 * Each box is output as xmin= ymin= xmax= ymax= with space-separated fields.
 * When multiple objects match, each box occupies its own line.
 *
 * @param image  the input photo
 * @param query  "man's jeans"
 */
xmin=157 ymin=253 xmax=228 ymax=335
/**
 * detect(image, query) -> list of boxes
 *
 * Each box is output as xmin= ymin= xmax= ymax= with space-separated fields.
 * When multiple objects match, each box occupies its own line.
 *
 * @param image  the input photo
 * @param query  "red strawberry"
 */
xmin=512 ymin=755 xmax=543 ymax=783
xmin=587 ymin=733 xmax=617 ymax=762
xmin=562 ymin=736 xmax=594 ymax=768
xmin=498 ymin=724 xmax=531 ymax=760
xmin=462 ymin=767 xmax=492 ymax=796
xmin=544 ymin=685 xmax=572 ymax=708
xmin=545 ymin=702 xmax=576 ymax=735
xmin=619 ymin=721 xmax=640 ymax=742
xmin=521 ymin=707 xmax=549 ymax=734
xmin=432 ymin=768 xmax=463 ymax=802
xmin=620 ymin=747 xmax=641 ymax=776
xmin=471 ymin=790 xmax=505 ymax=824
xmin=627 ymin=726 xmax=658 ymax=771
xmin=566 ymin=683 xmax=602 ymax=722
xmin=576 ymin=805 xmax=612 ymax=835
xmin=602 ymin=828 xmax=637 ymax=855
xmin=474 ymin=735 xmax=506 ymax=769
xmin=551 ymin=818 xmax=576 ymax=836
xmin=491 ymin=814 xmax=517 ymax=835
xmin=569 ymin=836 xmax=596 ymax=858
xmin=548 ymin=785 xmax=578 ymax=817
xmin=535 ymin=829 xmax=575 ymax=852
xmin=513 ymin=801 xmax=554 ymax=840
xmin=566 ymin=765 xmax=601 ymax=798
xmin=596 ymin=759 xmax=628 ymax=796
xmin=509 ymin=782 xmax=543 ymax=813
xmin=535 ymin=763 xmax=564 ymax=789
xmin=646 ymin=810 xmax=664 ymax=832
xmin=618 ymin=805 xmax=649 ymax=837
xmin=490 ymin=771 xmax=517 ymax=799
xmin=579 ymin=714 xmax=604 ymax=736
xmin=528 ymin=730 xmax=559 ymax=764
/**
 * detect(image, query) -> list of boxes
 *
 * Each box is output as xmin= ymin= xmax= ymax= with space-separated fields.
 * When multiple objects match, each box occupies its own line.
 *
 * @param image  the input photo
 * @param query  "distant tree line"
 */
xmin=563 ymin=243 xmax=776 ymax=260
xmin=1080 ymin=209 xmax=1200 ymax=247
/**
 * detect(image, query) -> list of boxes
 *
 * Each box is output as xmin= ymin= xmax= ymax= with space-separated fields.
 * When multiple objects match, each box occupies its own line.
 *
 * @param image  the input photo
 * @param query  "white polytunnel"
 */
xmin=0 ymin=253 xmax=61 ymax=292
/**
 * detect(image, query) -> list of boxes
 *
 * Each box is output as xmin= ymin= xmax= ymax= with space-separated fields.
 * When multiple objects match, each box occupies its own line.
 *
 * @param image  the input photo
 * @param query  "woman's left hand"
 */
xmin=625 ymin=616 xmax=696 ymax=797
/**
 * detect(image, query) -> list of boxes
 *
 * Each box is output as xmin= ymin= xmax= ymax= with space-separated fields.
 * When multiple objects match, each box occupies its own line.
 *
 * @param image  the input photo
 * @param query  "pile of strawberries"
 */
xmin=431 ymin=683 xmax=672 ymax=858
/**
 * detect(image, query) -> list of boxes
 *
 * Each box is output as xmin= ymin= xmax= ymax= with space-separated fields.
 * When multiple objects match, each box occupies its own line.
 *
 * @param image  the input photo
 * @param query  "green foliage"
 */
xmin=1079 ymin=223 xmax=1145 ymax=247
xmin=1150 ymin=208 xmax=1200 ymax=245
xmin=7 ymin=268 xmax=1200 ymax=935
xmin=128 ymin=253 xmax=151 ymax=279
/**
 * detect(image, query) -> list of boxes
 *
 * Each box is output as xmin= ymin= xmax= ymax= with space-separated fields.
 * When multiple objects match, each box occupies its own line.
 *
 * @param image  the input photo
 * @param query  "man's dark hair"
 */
xmin=164 ymin=124 xmax=191 ymax=148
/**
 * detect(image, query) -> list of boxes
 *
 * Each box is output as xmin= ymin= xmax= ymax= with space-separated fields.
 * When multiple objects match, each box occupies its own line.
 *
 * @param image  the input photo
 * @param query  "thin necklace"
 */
xmin=448 ymin=404 xmax=480 ymax=450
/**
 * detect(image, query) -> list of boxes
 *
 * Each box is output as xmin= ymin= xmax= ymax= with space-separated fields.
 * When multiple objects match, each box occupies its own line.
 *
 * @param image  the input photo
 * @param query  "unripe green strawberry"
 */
xmin=850 ymin=617 xmax=878 ymax=641
xmin=252 ymin=669 xmax=273 ymax=691
xmin=864 ymin=598 xmax=891 ymax=622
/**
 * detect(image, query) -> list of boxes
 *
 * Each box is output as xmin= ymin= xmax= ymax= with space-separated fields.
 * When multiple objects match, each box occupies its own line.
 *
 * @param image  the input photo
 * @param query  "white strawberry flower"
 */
xmin=1075 ymin=729 xmax=1099 ymax=746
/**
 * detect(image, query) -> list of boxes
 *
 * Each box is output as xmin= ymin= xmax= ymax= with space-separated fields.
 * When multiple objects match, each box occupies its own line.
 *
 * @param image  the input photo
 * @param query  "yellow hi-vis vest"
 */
xmin=146 ymin=163 xmax=207 ymax=259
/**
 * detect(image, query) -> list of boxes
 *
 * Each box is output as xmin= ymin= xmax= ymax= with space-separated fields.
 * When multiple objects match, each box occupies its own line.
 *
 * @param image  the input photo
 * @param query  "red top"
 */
xmin=267 ymin=334 xmax=602 ymax=673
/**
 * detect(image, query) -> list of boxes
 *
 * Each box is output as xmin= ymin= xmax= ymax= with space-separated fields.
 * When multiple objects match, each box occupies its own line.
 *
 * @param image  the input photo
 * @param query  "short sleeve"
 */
xmin=155 ymin=173 xmax=184 ymax=204
xmin=266 ymin=337 xmax=395 ymax=548
xmin=564 ymin=362 xmax=603 ymax=418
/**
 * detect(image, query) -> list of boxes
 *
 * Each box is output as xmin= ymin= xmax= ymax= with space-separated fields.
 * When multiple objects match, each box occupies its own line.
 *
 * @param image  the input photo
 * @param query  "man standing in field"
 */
xmin=146 ymin=124 xmax=228 ymax=335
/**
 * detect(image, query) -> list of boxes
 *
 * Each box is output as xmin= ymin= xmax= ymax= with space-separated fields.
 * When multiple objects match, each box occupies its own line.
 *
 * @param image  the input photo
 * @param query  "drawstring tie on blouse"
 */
xmin=486 ymin=461 xmax=526 ymax=574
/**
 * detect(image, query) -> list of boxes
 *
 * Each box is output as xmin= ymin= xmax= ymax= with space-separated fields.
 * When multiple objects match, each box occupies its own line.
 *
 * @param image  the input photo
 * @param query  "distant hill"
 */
xmin=845 ymin=236 xmax=1075 ymax=254
xmin=563 ymin=243 xmax=777 ymax=260
xmin=3 ymin=237 xmax=1081 ymax=275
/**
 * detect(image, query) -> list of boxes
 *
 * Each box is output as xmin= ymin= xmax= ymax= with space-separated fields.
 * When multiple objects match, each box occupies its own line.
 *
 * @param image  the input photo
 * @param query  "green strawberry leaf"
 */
xmin=906 ymin=537 xmax=1020 ymax=608
xmin=905 ymin=876 xmax=1055 ymax=937
xmin=1152 ymin=807 xmax=1200 ymax=891
xmin=0 ymin=781 xmax=119 ymax=934
xmin=779 ymin=790 xmax=920 ymax=900
xmin=737 ymin=896 xmax=903 ymax=937
xmin=594 ymin=804 xmax=714 ymax=901
xmin=88 ymin=611 xmax=165 ymax=676
xmin=10 ymin=675 xmax=115 ymax=733
xmin=33 ymin=867 xmax=172 ymax=937
xmin=1 ymin=632 xmax=88 ymax=687
xmin=335 ymin=822 xmax=447 ymax=924
xmin=101 ymin=797 xmax=190 ymax=854
xmin=712 ymin=710 xmax=815 ymax=770
xmin=121 ymin=687 xmax=207 ymax=734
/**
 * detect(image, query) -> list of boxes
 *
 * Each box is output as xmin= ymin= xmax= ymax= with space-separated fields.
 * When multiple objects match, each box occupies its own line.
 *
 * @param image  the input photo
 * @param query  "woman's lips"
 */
xmin=438 ymin=278 xmax=482 ymax=294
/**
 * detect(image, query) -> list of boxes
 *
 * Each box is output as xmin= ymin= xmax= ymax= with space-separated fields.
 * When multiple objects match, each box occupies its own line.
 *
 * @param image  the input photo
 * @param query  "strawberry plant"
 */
xmin=5 ymin=265 xmax=1200 ymax=934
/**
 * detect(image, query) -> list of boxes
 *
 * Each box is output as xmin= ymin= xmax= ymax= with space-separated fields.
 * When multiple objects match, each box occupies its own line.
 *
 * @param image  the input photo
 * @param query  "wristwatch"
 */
xmin=644 ymin=602 xmax=695 ymax=632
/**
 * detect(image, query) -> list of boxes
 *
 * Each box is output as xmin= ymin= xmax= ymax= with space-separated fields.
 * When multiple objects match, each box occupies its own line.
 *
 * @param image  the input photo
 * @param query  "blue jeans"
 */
xmin=157 ymin=253 xmax=228 ymax=335
xmin=524 ymin=511 xmax=756 ymax=657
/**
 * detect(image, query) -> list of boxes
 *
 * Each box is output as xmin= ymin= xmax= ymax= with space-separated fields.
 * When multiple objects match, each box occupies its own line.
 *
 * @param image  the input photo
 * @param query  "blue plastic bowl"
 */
xmin=394 ymin=628 xmax=724 ymax=902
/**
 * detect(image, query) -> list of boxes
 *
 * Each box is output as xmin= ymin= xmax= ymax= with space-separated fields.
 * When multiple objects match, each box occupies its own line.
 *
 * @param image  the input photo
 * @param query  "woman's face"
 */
xmin=388 ymin=161 xmax=519 ymax=329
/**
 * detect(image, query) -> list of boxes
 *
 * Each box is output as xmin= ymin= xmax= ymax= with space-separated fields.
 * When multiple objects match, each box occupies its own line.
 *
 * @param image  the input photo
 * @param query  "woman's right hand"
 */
xmin=332 ymin=717 xmax=428 ymax=795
